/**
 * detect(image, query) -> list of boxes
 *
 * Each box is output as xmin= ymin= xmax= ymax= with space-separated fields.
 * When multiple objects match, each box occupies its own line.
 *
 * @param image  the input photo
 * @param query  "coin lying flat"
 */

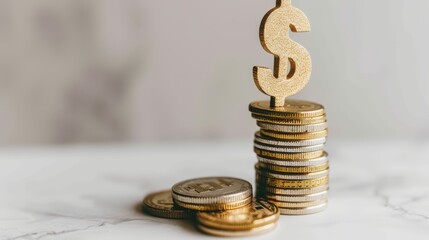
xmin=172 ymin=177 xmax=252 ymax=210
xmin=174 ymin=196 xmax=252 ymax=211
xmin=197 ymin=222 xmax=277 ymax=237
xmin=257 ymin=162 xmax=329 ymax=174
xmin=255 ymin=132 xmax=327 ymax=147
xmin=197 ymin=199 xmax=279 ymax=231
xmin=257 ymin=121 xmax=327 ymax=133
xmin=260 ymin=129 xmax=328 ymax=140
xmin=254 ymin=142 xmax=325 ymax=153
xmin=278 ymin=203 xmax=328 ymax=215
xmin=261 ymin=191 xmax=328 ymax=202
xmin=256 ymin=167 xmax=329 ymax=180
xmin=254 ymin=148 xmax=324 ymax=160
xmin=268 ymin=198 xmax=327 ymax=208
xmin=256 ymin=175 xmax=329 ymax=189
xmin=257 ymin=154 xmax=328 ymax=167
xmin=257 ymin=185 xmax=329 ymax=196
xmin=142 ymin=190 xmax=195 ymax=219
xmin=249 ymin=100 xmax=325 ymax=118
xmin=251 ymin=113 xmax=327 ymax=125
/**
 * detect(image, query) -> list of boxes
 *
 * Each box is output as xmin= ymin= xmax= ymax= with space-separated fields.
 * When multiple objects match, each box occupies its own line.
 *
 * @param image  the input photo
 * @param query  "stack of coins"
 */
xmin=249 ymin=99 xmax=329 ymax=215
xmin=143 ymin=177 xmax=280 ymax=236
xmin=172 ymin=177 xmax=253 ymax=211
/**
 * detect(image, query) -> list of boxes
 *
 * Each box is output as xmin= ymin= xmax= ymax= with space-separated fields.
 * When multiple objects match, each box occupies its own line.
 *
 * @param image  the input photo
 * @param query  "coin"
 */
xmin=197 ymin=222 xmax=277 ymax=237
xmin=256 ymin=167 xmax=329 ymax=180
xmin=254 ymin=148 xmax=324 ymax=160
xmin=257 ymin=121 xmax=327 ymax=133
xmin=249 ymin=100 xmax=325 ymax=118
xmin=254 ymin=142 xmax=325 ymax=153
xmin=251 ymin=113 xmax=327 ymax=125
xmin=268 ymin=198 xmax=327 ymax=208
xmin=257 ymin=154 xmax=328 ymax=167
xmin=257 ymin=162 xmax=329 ymax=173
xmin=172 ymin=177 xmax=252 ymax=205
xmin=256 ymin=175 xmax=329 ymax=189
xmin=254 ymin=132 xmax=327 ymax=147
xmin=260 ymin=191 xmax=328 ymax=202
xmin=257 ymin=185 xmax=329 ymax=195
xmin=255 ymin=131 xmax=326 ymax=147
xmin=174 ymin=196 xmax=252 ymax=211
xmin=260 ymin=129 xmax=328 ymax=140
xmin=278 ymin=203 xmax=328 ymax=215
xmin=142 ymin=190 xmax=195 ymax=219
xmin=197 ymin=199 xmax=279 ymax=230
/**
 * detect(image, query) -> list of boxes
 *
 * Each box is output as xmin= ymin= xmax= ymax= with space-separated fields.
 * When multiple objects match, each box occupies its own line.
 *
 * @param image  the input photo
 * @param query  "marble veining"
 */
xmin=0 ymin=140 xmax=428 ymax=240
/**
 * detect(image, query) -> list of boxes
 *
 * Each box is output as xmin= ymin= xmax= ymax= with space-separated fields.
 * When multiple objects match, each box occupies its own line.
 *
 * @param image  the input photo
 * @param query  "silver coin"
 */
xmin=260 ymin=191 xmax=329 ymax=202
xmin=253 ymin=143 xmax=325 ymax=153
xmin=254 ymin=132 xmax=327 ymax=147
xmin=256 ymin=185 xmax=329 ymax=195
xmin=172 ymin=177 xmax=252 ymax=205
xmin=257 ymin=154 xmax=328 ymax=167
xmin=257 ymin=122 xmax=327 ymax=133
xmin=256 ymin=167 xmax=329 ymax=180
xmin=278 ymin=203 xmax=328 ymax=215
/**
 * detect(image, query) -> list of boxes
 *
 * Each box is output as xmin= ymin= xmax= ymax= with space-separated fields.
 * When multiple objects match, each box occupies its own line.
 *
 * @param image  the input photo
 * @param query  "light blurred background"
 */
xmin=0 ymin=0 xmax=428 ymax=145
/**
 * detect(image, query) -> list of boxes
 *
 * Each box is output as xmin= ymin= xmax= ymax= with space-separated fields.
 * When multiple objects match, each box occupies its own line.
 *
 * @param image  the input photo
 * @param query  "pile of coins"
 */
xmin=249 ymin=99 xmax=330 ymax=215
xmin=141 ymin=0 xmax=328 ymax=236
xmin=142 ymin=177 xmax=280 ymax=237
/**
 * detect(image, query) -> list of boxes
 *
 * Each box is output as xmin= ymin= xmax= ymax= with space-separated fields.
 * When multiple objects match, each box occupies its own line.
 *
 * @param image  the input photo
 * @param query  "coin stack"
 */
xmin=249 ymin=99 xmax=329 ymax=215
xmin=143 ymin=177 xmax=280 ymax=237
xmin=172 ymin=177 xmax=253 ymax=211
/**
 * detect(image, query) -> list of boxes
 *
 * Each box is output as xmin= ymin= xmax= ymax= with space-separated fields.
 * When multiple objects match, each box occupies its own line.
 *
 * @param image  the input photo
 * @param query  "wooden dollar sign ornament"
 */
xmin=253 ymin=0 xmax=312 ymax=107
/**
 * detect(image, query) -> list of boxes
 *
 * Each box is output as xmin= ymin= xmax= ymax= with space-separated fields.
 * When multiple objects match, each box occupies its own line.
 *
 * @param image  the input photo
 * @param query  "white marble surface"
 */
xmin=1 ymin=139 xmax=428 ymax=240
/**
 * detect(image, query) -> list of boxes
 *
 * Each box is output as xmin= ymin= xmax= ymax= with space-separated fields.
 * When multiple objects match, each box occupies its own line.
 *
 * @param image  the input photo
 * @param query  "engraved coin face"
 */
xmin=142 ymin=190 xmax=194 ymax=219
xmin=249 ymin=100 xmax=325 ymax=118
xmin=197 ymin=199 xmax=279 ymax=230
xmin=172 ymin=177 xmax=252 ymax=204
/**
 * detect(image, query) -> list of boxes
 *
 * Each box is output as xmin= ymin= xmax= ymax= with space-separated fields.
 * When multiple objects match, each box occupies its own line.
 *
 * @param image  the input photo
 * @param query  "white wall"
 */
xmin=0 ymin=0 xmax=428 ymax=144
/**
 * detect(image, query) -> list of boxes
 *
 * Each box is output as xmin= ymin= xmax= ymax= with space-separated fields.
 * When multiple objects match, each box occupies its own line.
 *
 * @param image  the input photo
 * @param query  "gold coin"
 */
xmin=255 ymin=148 xmax=324 ymax=160
xmin=256 ymin=167 xmax=329 ymax=180
xmin=197 ymin=199 xmax=279 ymax=231
xmin=249 ymin=100 xmax=325 ymax=118
xmin=197 ymin=222 xmax=277 ymax=237
xmin=254 ymin=131 xmax=327 ymax=147
xmin=251 ymin=113 xmax=327 ymax=125
xmin=268 ymin=198 xmax=327 ymax=208
xmin=257 ymin=121 xmax=327 ymax=133
xmin=174 ymin=196 xmax=252 ymax=211
xmin=142 ymin=190 xmax=195 ymax=219
xmin=256 ymin=175 xmax=329 ymax=189
xmin=278 ymin=203 xmax=328 ymax=215
xmin=256 ymin=185 xmax=329 ymax=195
xmin=172 ymin=177 xmax=252 ymax=205
xmin=257 ymin=162 xmax=329 ymax=173
xmin=260 ymin=129 xmax=328 ymax=140
xmin=260 ymin=191 xmax=328 ymax=202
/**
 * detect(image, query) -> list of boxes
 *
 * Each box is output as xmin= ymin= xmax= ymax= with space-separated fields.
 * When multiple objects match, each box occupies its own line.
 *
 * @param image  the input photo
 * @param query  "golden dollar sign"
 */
xmin=253 ymin=0 xmax=312 ymax=107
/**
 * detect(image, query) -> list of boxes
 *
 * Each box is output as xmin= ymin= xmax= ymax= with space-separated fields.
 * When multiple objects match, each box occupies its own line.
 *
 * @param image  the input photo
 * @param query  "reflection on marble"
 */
xmin=0 ymin=140 xmax=428 ymax=239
